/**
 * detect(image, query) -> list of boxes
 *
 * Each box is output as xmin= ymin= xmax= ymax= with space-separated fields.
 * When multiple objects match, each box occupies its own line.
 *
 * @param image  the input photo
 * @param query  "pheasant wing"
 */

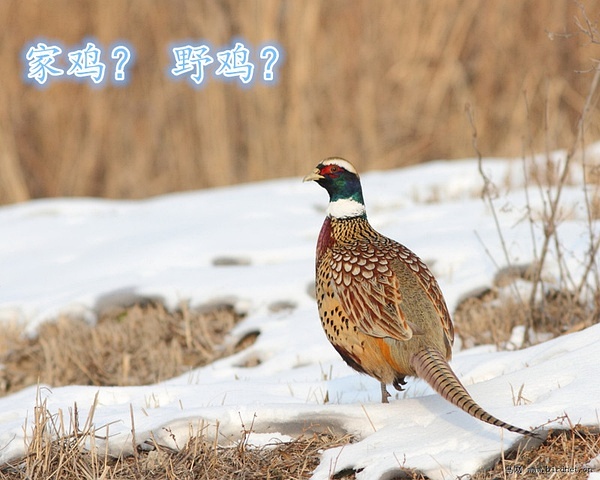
xmin=329 ymin=240 xmax=454 ymax=347
xmin=330 ymin=248 xmax=414 ymax=341
xmin=390 ymin=244 xmax=455 ymax=348
xmin=417 ymin=269 xmax=454 ymax=348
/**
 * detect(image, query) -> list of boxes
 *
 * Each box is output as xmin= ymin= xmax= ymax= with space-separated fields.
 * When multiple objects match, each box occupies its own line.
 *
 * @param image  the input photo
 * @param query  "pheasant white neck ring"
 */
xmin=327 ymin=198 xmax=366 ymax=219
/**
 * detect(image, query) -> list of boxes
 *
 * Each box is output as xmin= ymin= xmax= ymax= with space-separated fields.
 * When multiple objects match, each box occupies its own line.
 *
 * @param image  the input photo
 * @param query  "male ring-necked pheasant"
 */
xmin=304 ymin=157 xmax=533 ymax=436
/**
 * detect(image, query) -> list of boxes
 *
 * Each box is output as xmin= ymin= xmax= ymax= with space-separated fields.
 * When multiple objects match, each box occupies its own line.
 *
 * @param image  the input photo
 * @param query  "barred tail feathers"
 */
xmin=410 ymin=347 xmax=534 ymax=437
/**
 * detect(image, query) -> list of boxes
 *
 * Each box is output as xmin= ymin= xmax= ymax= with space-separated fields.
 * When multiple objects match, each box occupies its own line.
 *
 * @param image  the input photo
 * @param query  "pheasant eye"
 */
xmin=329 ymin=165 xmax=339 ymax=173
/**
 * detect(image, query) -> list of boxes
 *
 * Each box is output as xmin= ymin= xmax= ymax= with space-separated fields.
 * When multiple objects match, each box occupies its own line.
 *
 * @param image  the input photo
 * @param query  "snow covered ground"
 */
xmin=1 ymin=149 xmax=599 ymax=479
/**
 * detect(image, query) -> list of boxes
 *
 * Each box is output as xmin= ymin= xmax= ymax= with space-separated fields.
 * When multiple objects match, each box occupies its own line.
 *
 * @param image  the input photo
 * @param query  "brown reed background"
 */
xmin=1 ymin=0 xmax=600 ymax=205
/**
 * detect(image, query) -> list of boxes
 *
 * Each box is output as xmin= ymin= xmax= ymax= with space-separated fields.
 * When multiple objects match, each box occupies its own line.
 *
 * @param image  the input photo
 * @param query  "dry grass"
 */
xmin=0 ymin=391 xmax=354 ymax=480
xmin=1 ymin=1 xmax=600 ymax=204
xmin=0 ymin=300 xmax=357 ymax=479
xmin=456 ymin=21 xmax=600 ymax=350
xmin=473 ymin=426 xmax=600 ymax=480
xmin=0 ymin=387 xmax=597 ymax=480
xmin=0 ymin=302 xmax=243 ymax=396
xmin=453 ymin=264 xmax=595 ymax=349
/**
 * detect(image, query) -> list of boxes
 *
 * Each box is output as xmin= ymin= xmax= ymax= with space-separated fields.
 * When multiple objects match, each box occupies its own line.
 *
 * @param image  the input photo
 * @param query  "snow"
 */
xmin=1 ymin=148 xmax=600 ymax=479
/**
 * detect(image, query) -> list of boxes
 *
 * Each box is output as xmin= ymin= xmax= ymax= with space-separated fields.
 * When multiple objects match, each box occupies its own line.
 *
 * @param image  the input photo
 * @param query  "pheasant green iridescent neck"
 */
xmin=323 ymin=172 xmax=367 ymax=219
xmin=328 ymin=173 xmax=364 ymax=203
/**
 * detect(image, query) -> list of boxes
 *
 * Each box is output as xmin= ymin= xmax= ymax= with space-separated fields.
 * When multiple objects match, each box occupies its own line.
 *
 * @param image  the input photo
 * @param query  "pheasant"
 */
xmin=304 ymin=157 xmax=534 ymax=436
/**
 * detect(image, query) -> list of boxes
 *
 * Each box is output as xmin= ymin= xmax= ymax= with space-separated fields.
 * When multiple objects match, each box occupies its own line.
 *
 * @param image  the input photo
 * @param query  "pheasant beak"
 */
xmin=303 ymin=167 xmax=324 ymax=183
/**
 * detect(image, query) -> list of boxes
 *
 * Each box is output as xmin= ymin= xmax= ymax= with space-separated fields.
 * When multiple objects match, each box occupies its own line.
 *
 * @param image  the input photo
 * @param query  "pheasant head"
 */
xmin=303 ymin=157 xmax=366 ymax=219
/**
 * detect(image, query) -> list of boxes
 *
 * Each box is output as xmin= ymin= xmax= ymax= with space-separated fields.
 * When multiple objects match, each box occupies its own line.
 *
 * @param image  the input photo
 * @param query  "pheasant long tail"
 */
xmin=411 ymin=347 xmax=535 ymax=437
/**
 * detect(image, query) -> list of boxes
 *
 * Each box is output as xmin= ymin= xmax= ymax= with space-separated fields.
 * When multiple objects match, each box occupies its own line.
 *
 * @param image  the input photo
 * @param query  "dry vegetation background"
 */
xmin=2 ymin=2 xmax=600 ymax=478
xmin=1 ymin=0 xmax=600 ymax=204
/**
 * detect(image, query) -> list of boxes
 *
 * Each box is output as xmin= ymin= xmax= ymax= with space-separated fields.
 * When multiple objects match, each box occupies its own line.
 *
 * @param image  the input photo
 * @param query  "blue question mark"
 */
xmin=111 ymin=46 xmax=132 ymax=82
xmin=259 ymin=46 xmax=280 ymax=82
